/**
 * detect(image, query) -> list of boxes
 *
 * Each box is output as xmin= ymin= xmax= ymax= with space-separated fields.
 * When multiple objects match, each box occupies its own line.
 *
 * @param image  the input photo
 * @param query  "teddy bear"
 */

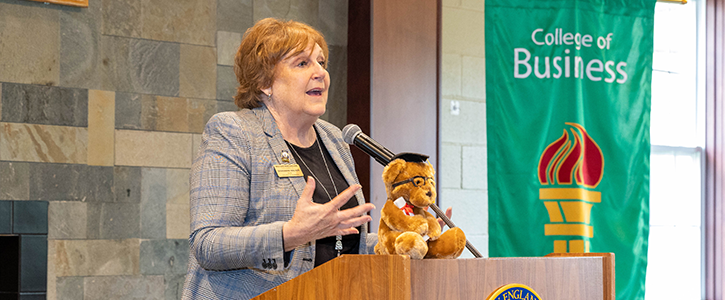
xmin=374 ymin=153 xmax=467 ymax=259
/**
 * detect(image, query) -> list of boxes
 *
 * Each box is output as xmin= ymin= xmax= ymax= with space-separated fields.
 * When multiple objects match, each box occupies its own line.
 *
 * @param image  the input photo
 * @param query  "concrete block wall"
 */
xmin=0 ymin=0 xmax=348 ymax=299
xmin=440 ymin=0 xmax=488 ymax=258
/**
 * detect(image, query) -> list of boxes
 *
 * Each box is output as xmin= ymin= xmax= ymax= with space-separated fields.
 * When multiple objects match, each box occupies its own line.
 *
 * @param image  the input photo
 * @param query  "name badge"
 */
xmin=274 ymin=164 xmax=304 ymax=178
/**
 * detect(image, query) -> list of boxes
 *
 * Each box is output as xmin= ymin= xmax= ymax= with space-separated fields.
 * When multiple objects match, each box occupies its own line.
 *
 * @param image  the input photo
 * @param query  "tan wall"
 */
xmin=439 ymin=0 xmax=489 ymax=258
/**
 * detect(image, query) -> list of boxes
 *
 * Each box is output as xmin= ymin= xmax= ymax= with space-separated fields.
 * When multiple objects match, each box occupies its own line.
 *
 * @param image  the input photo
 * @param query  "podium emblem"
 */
xmin=537 ymin=123 xmax=604 ymax=253
xmin=486 ymin=283 xmax=542 ymax=300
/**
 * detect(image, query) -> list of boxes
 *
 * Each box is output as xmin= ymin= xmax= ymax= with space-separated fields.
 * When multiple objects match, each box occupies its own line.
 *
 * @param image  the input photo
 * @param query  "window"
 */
xmin=646 ymin=0 xmax=706 ymax=298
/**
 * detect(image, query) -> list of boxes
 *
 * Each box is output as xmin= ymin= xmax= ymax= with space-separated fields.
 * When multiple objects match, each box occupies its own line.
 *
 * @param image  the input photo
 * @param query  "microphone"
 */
xmin=342 ymin=124 xmax=483 ymax=258
xmin=342 ymin=124 xmax=396 ymax=166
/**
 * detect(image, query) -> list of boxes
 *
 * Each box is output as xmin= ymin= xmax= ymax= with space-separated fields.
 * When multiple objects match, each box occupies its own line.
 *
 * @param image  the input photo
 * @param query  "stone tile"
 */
xmin=217 ymin=31 xmax=242 ymax=66
xmin=142 ymin=0 xmax=216 ymax=46
xmin=84 ymin=276 xmax=164 ymax=300
xmin=188 ymin=99 xmax=217 ymax=134
xmin=2 ymin=83 xmax=88 ymax=127
xmin=54 ymin=239 xmax=140 ymax=276
xmin=114 ymin=166 xmax=142 ymax=203
xmin=115 ymin=130 xmax=193 ymax=168
xmin=156 ymin=96 xmax=189 ymax=132
xmin=13 ymin=200 xmax=48 ymax=234
xmin=29 ymin=163 xmax=114 ymax=202
xmin=56 ymin=277 xmax=83 ymax=300
xmin=86 ymin=202 xmax=140 ymax=239
xmin=115 ymin=92 xmax=143 ymax=129
xmin=141 ymin=168 xmax=167 ymax=239
xmin=217 ymin=0 xmax=253 ymax=33
xmin=20 ymin=235 xmax=47 ymax=292
xmin=319 ymin=45 xmax=347 ymax=128
xmin=100 ymin=35 xmax=180 ymax=97
xmin=47 ymin=240 xmax=57 ymax=300
xmin=102 ymin=0 xmax=143 ymax=38
xmin=440 ymin=143 xmax=462 ymax=189
xmin=0 ymin=200 xmax=10 ymax=233
xmin=48 ymin=201 xmax=87 ymax=239
xmin=442 ymin=7 xmax=484 ymax=57
xmin=166 ymin=169 xmax=190 ymax=205
xmin=217 ymin=100 xmax=239 ymax=113
xmin=253 ymin=0 xmax=318 ymax=29
xmin=180 ymin=44 xmax=217 ymax=100
xmin=167 ymin=203 xmax=190 ymax=239
xmin=318 ymin=0 xmax=348 ymax=46
xmin=440 ymin=99 xmax=486 ymax=144
xmin=0 ymin=162 xmax=30 ymax=200
xmin=87 ymin=90 xmax=115 ymax=166
xmin=115 ymin=92 xmax=159 ymax=130
xmin=442 ymin=53 xmax=462 ymax=97
xmin=216 ymin=65 xmax=237 ymax=101
xmin=461 ymin=56 xmax=485 ymax=100
xmin=192 ymin=134 xmax=202 ymax=160
xmin=0 ymin=123 xmax=88 ymax=164
xmin=140 ymin=239 xmax=189 ymax=275
xmin=0 ymin=2 xmax=60 ymax=85
xmin=165 ymin=274 xmax=186 ymax=300
xmin=60 ymin=0 xmax=103 ymax=90
xmin=462 ymin=145 xmax=487 ymax=190
xmin=438 ymin=188 xmax=488 ymax=236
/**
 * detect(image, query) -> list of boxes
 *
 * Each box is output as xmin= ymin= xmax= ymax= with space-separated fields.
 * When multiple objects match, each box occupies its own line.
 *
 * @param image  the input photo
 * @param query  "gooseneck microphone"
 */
xmin=342 ymin=124 xmax=483 ymax=258
xmin=342 ymin=124 xmax=395 ymax=165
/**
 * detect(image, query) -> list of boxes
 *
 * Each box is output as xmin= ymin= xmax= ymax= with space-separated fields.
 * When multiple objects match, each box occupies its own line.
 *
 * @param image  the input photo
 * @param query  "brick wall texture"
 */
xmin=0 ymin=0 xmax=349 ymax=299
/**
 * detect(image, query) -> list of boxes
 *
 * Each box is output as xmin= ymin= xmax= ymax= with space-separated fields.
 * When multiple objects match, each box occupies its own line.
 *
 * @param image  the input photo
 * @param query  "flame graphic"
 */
xmin=538 ymin=123 xmax=604 ymax=188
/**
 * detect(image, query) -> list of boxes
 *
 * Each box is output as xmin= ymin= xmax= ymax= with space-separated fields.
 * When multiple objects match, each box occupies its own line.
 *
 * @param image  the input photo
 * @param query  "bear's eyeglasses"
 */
xmin=391 ymin=176 xmax=435 ymax=189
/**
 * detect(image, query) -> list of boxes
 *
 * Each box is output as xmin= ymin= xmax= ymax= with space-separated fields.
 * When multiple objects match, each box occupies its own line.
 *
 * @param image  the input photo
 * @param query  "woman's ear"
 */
xmin=261 ymin=86 xmax=272 ymax=97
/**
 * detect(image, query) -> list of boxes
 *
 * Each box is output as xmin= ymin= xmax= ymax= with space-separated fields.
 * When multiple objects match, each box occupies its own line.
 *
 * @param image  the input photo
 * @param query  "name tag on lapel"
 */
xmin=274 ymin=164 xmax=304 ymax=178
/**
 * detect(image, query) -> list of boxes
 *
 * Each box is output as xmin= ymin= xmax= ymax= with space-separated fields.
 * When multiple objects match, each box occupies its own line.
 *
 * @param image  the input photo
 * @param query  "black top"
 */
xmin=285 ymin=130 xmax=361 ymax=267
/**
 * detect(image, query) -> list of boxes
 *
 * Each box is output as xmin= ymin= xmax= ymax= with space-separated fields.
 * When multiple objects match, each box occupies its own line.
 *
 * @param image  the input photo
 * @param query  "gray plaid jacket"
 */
xmin=182 ymin=104 xmax=377 ymax=300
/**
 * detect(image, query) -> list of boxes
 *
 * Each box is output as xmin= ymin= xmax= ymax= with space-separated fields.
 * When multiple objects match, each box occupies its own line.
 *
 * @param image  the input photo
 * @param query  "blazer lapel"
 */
xmin=254 ymin=105 xmax=307 ymax=199
xmin=316 ymin=123 xmax=365 ymax=206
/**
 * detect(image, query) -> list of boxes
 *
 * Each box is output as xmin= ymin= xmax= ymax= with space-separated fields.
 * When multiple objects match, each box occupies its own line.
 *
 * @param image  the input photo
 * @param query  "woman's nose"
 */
xmin=312 ymin=63 xmax=326 ymax=80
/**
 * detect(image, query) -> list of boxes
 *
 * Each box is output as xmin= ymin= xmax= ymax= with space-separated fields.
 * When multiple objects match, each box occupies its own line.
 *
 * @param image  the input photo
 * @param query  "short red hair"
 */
xmin=233 ymin=18 xmax=329 ymax=109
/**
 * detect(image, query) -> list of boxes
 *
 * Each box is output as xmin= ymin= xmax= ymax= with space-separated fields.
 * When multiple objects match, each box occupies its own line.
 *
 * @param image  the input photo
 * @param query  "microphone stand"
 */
xmin=427 ymin=203 xmax=483 ymax=258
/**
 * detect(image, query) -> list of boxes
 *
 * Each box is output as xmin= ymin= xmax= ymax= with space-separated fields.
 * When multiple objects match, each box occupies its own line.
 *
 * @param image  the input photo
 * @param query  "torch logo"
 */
xmin=538 ymin=123 xmax=604 ymax=253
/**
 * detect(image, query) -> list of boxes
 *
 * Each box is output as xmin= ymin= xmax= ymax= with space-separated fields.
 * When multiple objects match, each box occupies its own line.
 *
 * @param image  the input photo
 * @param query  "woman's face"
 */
xmin=265 ymin=43 xmax=330 ymax=120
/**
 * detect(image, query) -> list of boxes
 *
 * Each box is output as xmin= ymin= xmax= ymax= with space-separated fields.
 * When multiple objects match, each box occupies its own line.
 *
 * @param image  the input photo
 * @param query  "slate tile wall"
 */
xmin=0 ymin=0 xmax=349 ymax=299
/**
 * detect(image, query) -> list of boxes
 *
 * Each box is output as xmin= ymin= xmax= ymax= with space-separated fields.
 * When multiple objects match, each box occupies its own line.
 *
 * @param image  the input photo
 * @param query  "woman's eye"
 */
xmin=318 ymin=60 xmax=327 ymax=68
xmin=297 ymin=60 xmax=308 ymax=67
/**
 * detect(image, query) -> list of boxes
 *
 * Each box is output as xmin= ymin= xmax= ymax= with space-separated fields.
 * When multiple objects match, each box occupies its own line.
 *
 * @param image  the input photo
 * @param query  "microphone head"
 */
xmin=342 ymin=124 xmax=362 ymax=145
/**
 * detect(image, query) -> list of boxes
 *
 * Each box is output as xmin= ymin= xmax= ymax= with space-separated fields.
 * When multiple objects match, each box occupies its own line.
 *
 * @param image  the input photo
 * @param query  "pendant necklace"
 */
xmin=286 ymin=133 xmax=344 ymax=257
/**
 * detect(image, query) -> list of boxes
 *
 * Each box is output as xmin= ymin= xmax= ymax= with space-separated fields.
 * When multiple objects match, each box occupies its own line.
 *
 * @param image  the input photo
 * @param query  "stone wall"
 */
xmin=0 ymin=0 xmax=348 ymax=299
xmin=439 ymin=0 xmax=488 ymax=258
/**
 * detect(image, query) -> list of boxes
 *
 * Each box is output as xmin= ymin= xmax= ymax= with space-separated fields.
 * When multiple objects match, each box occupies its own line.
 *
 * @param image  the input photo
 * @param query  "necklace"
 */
xmin=286 ymin=133 xmax=344 ymax=257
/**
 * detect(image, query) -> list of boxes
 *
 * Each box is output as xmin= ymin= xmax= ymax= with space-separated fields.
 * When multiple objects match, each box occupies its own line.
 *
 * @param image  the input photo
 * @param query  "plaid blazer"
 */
xmin=182 ymin=104 xmax=377 ymax=300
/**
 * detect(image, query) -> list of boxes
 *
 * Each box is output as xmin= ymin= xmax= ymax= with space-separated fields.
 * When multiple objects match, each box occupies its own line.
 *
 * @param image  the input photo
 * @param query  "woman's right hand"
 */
xmin=282 ymin=177 xmax=375 ymax=251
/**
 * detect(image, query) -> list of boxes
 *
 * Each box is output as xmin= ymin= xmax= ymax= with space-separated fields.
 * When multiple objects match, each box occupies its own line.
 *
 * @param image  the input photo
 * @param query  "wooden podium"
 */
xmin=253 ymin=253 xmax=614 ymax=300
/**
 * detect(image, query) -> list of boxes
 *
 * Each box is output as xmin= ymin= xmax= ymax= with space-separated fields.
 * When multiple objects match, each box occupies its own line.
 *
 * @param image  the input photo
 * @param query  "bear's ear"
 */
xmin=382 ymin=159 xmax=406 ymax=184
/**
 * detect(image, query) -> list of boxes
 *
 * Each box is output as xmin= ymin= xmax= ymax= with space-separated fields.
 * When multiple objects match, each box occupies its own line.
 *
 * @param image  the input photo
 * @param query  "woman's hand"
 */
xmin=437 ymin=207 xmax=453 ymax=229
xmin=282 ymin=177 xmax=375 ymax=251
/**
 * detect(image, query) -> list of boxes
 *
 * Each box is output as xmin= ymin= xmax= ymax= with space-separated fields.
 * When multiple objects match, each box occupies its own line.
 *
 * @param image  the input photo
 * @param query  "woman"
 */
xmin=181 ymin=18 xmax=377 ymax=299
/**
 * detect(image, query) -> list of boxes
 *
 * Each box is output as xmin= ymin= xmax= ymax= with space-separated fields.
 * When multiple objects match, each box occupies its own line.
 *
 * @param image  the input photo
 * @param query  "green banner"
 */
xmin=485 ymin=1 xmax=653 ymax=300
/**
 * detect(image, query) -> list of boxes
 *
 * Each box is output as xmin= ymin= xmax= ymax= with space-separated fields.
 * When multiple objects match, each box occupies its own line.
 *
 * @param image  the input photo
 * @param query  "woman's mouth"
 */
xmin=306 ymin=88 xmax=324 ymax=96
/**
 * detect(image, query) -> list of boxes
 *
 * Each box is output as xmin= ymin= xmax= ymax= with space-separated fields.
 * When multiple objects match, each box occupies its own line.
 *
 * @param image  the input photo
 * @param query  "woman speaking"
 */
xmin=182 ymin=18 xmax=377 ymax=299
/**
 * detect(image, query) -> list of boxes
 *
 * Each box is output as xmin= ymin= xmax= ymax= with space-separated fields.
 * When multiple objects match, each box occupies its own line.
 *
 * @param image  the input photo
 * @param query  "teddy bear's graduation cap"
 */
xmin=388 ymin=152 xmax=429 ymax=164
